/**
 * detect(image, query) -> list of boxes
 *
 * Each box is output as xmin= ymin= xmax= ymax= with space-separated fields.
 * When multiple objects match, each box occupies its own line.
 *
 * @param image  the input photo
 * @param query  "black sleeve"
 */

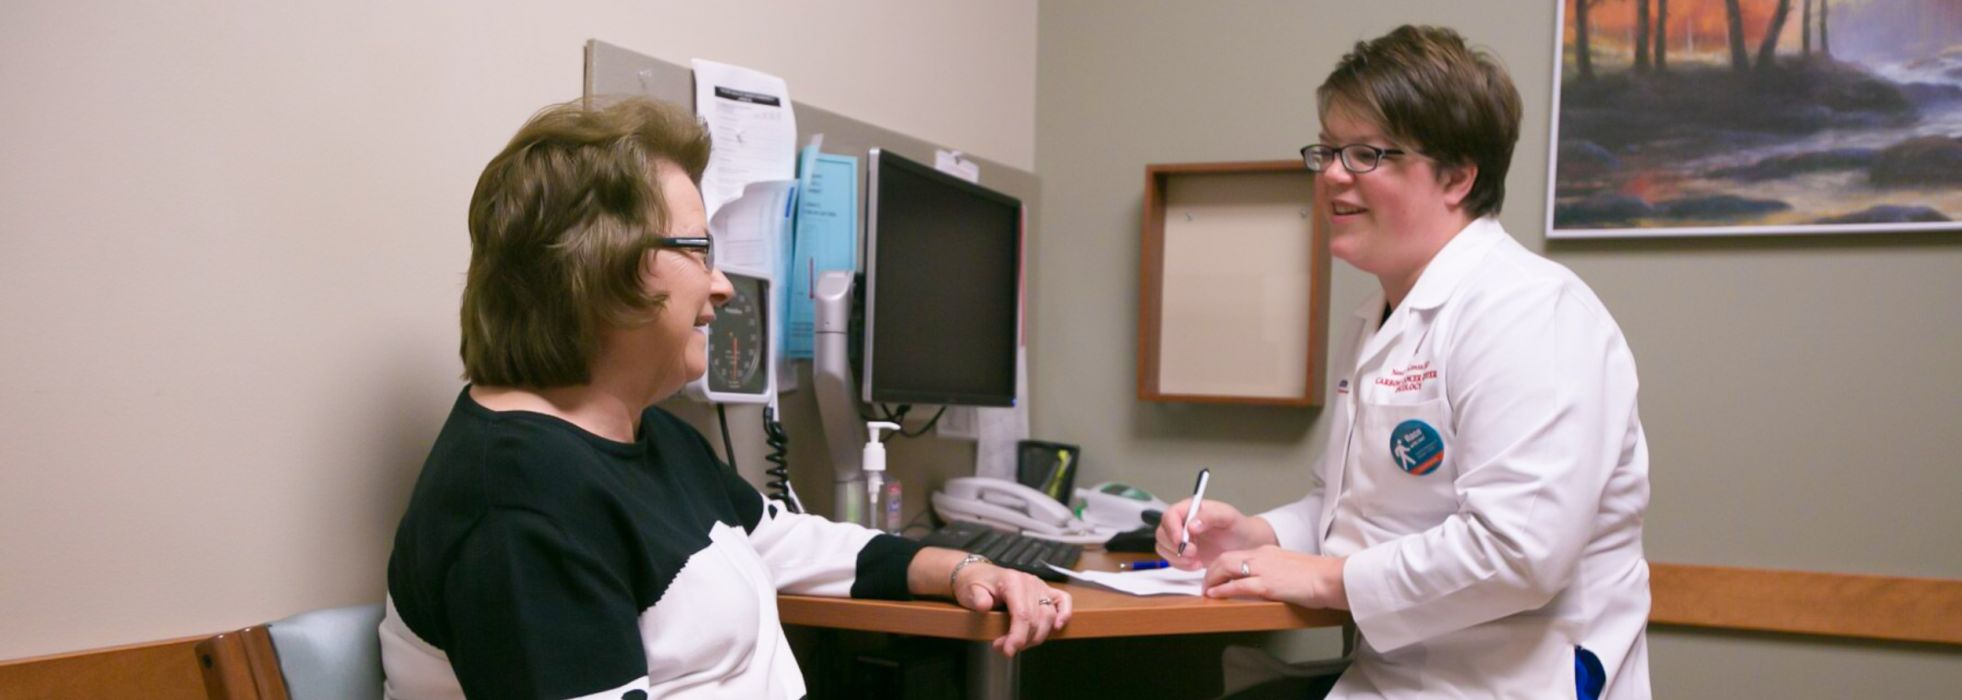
xmin=441 ymin=509 xmax=649 ymax=700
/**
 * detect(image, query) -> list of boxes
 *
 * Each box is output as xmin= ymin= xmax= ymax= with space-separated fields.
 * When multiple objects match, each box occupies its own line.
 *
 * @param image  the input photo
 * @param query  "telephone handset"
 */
xmin=932 ymin=477 xmax=1111 ymax=545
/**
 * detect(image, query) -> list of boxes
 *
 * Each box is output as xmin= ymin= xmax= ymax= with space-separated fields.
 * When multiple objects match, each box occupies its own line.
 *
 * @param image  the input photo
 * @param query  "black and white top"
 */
xmin=379 ymin=390 xmax=922 ymax=700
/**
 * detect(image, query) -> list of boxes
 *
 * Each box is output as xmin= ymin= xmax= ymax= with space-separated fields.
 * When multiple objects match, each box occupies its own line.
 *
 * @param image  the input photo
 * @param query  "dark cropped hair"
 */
xmin=1319 ymin=25 xmax=1522 ymax=218
xmin=459 ymin=97 xmax=711 ymax=388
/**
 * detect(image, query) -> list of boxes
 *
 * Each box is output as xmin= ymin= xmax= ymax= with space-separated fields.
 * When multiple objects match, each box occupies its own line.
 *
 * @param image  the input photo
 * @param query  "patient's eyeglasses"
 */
xmin=1300 ymin=143 xmax=1408 ymax=174
xmin=652 ymin=236 xmax=714 ymax=269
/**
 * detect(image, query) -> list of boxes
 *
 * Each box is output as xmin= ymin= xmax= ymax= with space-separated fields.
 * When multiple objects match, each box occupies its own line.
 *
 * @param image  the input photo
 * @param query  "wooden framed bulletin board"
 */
xmin=1139 ymin=160 xmax=1330 ymax=406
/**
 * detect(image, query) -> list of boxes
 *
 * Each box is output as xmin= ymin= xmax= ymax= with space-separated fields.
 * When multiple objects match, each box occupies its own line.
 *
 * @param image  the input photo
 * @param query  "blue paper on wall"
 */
xmin=785 ymin=145 xmax=859 ymax=359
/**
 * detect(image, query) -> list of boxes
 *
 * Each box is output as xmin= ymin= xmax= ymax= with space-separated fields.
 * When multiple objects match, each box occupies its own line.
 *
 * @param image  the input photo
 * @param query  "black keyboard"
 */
xmin=918 ymin=521 xmax=1083 ymax=582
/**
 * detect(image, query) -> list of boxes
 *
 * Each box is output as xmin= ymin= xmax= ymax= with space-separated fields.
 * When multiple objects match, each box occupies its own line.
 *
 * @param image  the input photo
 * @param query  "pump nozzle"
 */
xmin=862 ymin=421 xmax=901 ymax=472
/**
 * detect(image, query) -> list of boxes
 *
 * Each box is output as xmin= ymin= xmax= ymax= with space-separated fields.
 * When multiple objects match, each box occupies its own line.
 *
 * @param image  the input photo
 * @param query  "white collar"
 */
xmin=1400 ymin=217 xmax=1508 ymax=311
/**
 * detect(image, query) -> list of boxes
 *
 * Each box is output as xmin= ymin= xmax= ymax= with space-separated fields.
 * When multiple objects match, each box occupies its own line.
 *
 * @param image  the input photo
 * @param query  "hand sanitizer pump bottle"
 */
xmin=863 ymin=422 xmax=901 ymax=532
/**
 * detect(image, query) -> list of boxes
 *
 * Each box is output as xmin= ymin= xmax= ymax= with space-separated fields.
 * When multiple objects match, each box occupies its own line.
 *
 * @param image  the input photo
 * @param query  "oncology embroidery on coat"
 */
xmin=1373 ymin=360 xmax=1439 ymax=393
xmin=1391 ymin=419 xmax=1445 ymax=476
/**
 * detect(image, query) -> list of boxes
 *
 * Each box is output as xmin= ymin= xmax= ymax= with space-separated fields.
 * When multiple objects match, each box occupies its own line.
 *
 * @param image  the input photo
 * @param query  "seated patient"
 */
xmin=380 ymin=97 xmax=1070 ymax=700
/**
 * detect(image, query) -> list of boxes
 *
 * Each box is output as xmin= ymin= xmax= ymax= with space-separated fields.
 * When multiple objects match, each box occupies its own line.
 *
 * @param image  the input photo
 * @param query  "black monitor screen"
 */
xmin=863 ymin=149 xmax=1020 ymax=407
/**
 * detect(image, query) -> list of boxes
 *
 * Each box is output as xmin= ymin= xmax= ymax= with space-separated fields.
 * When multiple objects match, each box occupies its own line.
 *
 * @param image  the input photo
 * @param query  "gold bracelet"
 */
xmin=948 ymin=553 xmax=991 ymax=594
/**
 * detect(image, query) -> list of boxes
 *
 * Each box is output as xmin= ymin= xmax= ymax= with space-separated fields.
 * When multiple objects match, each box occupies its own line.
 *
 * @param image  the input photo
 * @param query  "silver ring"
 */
xmin=1037 ymin=598 xmax=1054 ymax=606
xmin=1240 ymin=561 xmax=1252 ymax=578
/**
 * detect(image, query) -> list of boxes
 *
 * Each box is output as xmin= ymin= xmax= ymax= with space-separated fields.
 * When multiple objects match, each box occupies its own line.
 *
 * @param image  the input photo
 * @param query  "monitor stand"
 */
xmin=814 ymin=270 xmax=867 ymax=525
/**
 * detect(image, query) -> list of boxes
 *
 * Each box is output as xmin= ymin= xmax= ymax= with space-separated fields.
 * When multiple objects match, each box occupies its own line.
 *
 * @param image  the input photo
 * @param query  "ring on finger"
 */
xmin=1037 ymin=598 xmax=1054 ymax=606
xmin=1240 ymin=560 xmax=1252 ymax=578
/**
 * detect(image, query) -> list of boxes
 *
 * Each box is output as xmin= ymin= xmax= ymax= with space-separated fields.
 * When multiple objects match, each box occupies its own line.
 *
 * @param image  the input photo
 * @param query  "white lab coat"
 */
xmin=1262 ymin=218 xmax=1651 ymax=699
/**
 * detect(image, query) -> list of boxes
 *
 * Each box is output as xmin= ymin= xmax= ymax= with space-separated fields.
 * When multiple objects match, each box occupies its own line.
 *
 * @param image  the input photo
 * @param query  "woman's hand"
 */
xmin=1200 ymin=545 xmax=1349 ymax=610
xmin=953 ymin=562 xmax=1073 ymax=657
xmin=1154 ymin=498 xmax=1276 ymax=570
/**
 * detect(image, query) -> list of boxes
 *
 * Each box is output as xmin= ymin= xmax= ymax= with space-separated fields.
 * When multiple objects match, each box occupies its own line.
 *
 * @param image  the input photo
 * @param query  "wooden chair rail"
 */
xmin=4 ymin=563 xmax=1958 ymax=698
xmin=0 ymin=635 xmax=207 ymax=700
xmin=1648 ymin=563 xmax=1962 ymax=646
xmin=193 ymin=624 xmax=288 ymax=699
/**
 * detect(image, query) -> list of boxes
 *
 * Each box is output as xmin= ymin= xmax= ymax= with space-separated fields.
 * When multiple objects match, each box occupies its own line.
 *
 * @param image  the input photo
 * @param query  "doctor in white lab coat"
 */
xmin=1158 ymin=26 xmax=1651 ymax=699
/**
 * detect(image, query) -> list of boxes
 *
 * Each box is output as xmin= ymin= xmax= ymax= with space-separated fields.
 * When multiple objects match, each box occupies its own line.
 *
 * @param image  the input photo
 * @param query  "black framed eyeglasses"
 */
xmin=653 ymin=235 xmax=715 ymax=269
xmin=1300 ymin=144 xmax=1408 ymax=174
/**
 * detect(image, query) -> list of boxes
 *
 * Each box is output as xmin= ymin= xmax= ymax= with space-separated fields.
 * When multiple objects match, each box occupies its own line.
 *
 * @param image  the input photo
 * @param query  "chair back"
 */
xmin=197 ymin=603 xmax=385 ymax=700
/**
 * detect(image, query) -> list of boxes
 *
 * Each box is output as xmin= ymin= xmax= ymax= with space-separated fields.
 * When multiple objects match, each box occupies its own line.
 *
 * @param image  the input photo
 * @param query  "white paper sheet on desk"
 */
xmin=1047 ymin=564 xmax=1205 ymax=597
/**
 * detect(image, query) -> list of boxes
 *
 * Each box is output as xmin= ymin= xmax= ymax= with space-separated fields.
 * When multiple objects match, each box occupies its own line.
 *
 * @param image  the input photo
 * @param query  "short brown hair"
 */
xmin=1318 ymin=25 xmax=1521 ymax=218
xmin=459 ymin=97 xmax=711 ymax=388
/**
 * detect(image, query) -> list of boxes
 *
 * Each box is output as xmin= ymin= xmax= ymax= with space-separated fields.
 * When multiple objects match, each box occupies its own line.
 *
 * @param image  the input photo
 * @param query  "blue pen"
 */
xmin=1121 ymin=559 xmax=1172 ymax=571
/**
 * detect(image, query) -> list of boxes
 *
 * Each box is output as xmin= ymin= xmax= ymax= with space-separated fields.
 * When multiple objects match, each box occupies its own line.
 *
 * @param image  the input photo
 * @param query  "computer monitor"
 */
xmin=861 ymin=149 xmax=1021 ymax=407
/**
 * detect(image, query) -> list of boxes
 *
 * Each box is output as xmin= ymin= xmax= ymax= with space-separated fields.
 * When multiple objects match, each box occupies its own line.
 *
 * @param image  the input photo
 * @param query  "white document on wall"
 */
xmin=707 ymin=179 xmax=797 ymax=377
xmin=787 ymin=138 xmax=859 ymax=361
xmin=692 ymin=59 xmax=797 ymax=221
xmin=707 ymin=179 xmax=795 ymax=278
xmin=935 ymin=149 xmax=982 ymax=183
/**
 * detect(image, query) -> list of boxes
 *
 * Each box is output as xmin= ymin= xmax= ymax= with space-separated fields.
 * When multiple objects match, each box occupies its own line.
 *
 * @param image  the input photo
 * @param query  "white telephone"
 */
xmin=1074 ymin=482 xmax=1171 ymax=531
xmin=932 ymin=477 xmax=1113 ymax=546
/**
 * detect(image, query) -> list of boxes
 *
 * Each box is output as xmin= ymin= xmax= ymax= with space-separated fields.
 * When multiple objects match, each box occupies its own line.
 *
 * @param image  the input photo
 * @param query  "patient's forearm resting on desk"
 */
xmin=906 ymin=547 xmax=1075 ymax=656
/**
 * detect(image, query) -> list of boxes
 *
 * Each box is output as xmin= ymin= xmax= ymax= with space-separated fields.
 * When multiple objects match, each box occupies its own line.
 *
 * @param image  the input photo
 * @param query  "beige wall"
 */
xmin=5 ymin=0 xmax=1957 ymax=691
xmin=0 ymin=0 xmax=1034 ymax=660
xmin=1033 ymin=0 xmax=1961 ymax=696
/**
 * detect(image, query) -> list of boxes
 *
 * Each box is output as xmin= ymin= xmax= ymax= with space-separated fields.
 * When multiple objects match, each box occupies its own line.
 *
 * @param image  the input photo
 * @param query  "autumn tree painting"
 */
xmin=1550 ymin=0 xmax=1962 ymax=236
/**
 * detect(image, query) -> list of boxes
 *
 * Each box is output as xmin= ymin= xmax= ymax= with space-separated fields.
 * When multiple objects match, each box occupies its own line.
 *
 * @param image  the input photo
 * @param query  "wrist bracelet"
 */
xmin=948 ymin=553 xmax=991 ymax=594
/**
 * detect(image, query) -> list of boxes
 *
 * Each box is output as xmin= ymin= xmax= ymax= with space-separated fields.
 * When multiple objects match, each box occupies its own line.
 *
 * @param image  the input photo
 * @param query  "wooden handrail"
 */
xmin=3 ymin=563 xmax=1957 ymax=698
xmin=0 ymin=635 xmax=207 ymax=699
xmin=1648 ymin=563 xmax=1962 ymax=645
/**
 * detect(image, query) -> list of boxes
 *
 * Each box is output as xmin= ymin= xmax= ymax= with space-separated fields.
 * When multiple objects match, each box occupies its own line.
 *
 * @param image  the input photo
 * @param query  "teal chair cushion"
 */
xmin=266 ymin=603 xmax=386 ymax=700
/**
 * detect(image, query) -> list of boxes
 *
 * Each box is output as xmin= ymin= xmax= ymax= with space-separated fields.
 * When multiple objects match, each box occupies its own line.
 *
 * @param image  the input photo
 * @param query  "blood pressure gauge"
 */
xmin=699 ymin=272 xmax=772 ymax=402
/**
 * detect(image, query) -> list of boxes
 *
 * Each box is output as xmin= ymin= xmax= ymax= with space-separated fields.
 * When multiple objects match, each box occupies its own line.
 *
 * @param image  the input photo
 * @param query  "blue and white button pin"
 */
xmin=1391 ymin=419 xmax=1444 ymax=476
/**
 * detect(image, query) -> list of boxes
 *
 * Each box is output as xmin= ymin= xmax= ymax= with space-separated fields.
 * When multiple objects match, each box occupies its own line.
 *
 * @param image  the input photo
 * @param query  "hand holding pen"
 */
xmin=1155 ymin=472 xmax=1273 ymax=569
xmin=1177 ymin=469 xmax=1210 ymax=558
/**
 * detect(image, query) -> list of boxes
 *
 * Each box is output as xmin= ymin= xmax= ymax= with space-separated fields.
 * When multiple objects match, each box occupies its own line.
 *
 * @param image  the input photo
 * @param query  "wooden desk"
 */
xmin=778 ymin=552 xmax=1349 ymax=699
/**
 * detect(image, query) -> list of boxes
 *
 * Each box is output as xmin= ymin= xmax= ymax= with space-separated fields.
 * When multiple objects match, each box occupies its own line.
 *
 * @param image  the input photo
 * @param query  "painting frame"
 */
xmin=1545 ymin=0 xmax=1962 ymax=239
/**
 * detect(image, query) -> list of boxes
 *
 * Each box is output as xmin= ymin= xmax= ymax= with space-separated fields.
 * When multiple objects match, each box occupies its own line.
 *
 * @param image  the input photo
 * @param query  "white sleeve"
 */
xmin=1341 ymin=282 xmax=1639 ymax=652
xmin=1259 ymin=476 xmax=1325 ymax=555
xmin=737 ymin=490 xmax=921 ymax=599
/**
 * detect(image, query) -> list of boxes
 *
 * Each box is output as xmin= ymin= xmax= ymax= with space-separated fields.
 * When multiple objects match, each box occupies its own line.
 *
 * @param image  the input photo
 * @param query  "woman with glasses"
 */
xmin=1158 ymin=26 xmax=1651 ymax=699
xmin=379 ymin=97 xmax=1070 ymax=700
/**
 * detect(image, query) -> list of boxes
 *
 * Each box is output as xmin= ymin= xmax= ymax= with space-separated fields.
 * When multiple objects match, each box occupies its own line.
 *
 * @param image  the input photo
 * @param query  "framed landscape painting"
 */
xmin=1547 ymin=0 xmax=1962 ymax=238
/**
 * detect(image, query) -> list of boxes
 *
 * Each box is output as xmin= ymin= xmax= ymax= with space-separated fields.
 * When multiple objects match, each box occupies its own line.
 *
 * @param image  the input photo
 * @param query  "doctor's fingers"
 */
xmin=1204 ymin=573 xmax=1271 ymax=601
xmin=1202 ymin=550 xmax=1270 ymax=590
xmin=1155 ymin=538 xmax=1210 ymax=570
xmin=1163 ymin=499 xmax=1231 ymax=537
xmin=1203 ymin=555 xmax=1274 ymax=600
xmin=1156 ymin=500 xmax=1191 ymax=538
xmin=1154 ymin=524 xmax=1196 ymax=568
xmin=1202 ymin=552 xmax=1244 ymax=589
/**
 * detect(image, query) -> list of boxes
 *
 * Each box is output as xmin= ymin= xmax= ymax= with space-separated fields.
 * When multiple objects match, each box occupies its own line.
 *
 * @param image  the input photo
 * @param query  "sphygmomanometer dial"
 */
xmin=707 ymin=273 xmax=768 ymax=395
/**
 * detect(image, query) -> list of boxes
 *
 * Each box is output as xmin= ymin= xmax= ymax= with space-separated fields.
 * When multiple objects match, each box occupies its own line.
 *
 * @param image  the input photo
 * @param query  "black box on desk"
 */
xmin=1016 ymin=440 xmax=1080 ymax=504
